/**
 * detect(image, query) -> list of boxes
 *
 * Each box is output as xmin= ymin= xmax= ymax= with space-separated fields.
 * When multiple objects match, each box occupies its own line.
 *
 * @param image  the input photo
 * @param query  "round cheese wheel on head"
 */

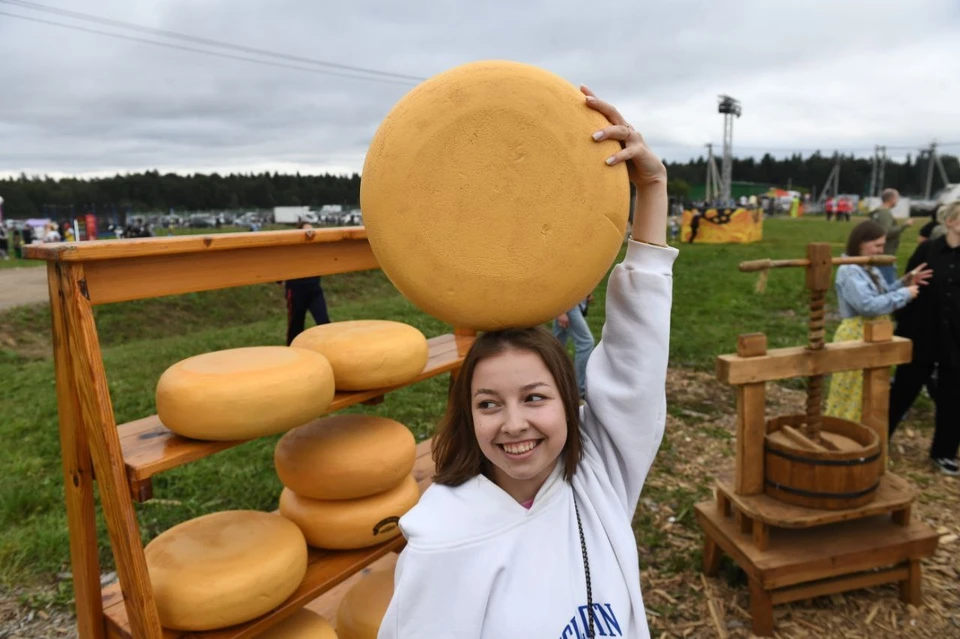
xmin=336 ymin=569 xmax=395 ymax=639
xmin=275 ymin=415 xmax=416 ymax=500
xmin=279 ymin=475 xmax=420 ymax=549
xmin=156 ymin=346 xmax=335 ymax=440
xmin=145 ymin=510 xmax=307 ymax=631
xmin=290 ymin=321 xmax=428 ymax=391
xmin=360 ymin=59 xmax=629 ymax=330
xmin=256 ymin=609 xmax=337 ymax=638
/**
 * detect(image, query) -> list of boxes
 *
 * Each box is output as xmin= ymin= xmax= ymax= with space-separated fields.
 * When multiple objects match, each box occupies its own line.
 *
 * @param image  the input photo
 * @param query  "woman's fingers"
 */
xmin=592 ymin=124 xmax=635 ymax=142
xmin=582 ymin=86 xmax=628 ymax=127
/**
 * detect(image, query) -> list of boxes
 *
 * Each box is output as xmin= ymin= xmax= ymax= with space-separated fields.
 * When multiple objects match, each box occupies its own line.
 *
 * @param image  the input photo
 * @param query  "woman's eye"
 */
xmin=477 ymin=400 xmax=497 ymax=410
xmin=526 ymin=394 xmax=547 ymax=402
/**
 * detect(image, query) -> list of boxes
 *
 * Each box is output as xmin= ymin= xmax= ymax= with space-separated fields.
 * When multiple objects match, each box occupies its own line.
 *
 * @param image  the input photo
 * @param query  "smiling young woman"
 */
xmin=377 ymin=85 xmax=677 ymax=639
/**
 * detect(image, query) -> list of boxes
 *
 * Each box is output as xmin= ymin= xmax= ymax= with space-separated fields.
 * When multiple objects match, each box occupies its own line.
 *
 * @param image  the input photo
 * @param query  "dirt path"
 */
xmin=0 ymin=267 xmax=48 ymax=311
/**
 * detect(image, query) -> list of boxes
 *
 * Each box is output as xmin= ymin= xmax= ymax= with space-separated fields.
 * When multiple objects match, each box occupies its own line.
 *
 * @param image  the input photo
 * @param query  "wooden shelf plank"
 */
xmin=121 ymin=334 xmax=472 ymax=500
xmin=24 ymin=227 xmax=369 ymax=263
xmin=103 ymin=441 xmax=436 ymax=639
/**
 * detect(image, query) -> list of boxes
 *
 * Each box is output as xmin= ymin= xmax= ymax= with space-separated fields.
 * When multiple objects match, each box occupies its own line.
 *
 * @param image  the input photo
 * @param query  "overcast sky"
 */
xmin=1 ymin=0 xmax=958 ymax=178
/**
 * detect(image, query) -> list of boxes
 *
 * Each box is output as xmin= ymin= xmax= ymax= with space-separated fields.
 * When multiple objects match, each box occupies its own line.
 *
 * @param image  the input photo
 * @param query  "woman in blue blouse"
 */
xmin=825 ymin=220 xmax=930 ymax=421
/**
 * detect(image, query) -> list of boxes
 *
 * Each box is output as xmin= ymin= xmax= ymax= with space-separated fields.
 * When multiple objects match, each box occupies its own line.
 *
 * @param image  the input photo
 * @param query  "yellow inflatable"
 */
xmin=681 ymin=207 xmax=763 ymax=244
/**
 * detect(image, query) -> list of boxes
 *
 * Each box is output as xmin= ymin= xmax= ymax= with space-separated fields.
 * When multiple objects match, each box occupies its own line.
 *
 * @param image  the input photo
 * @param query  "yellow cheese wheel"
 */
xmin=156 ymin=346 xmax=335 ymax=440
xmin=275 ymin=415 xmax=416 ymax=500
xmin=336 ymin=569 xmax=395 ymax=639
xmin=145 ymin=510 xmax=308 ymax=631
xmin=256 ymin=609 xmax=338 ymax=638
xmin=290 ymin=320 xmax=428 ymax=391
xmin=279 ymin=475 xmax=420 ymax=549
xmin=360 ymin=60 xmax=629 ymax=330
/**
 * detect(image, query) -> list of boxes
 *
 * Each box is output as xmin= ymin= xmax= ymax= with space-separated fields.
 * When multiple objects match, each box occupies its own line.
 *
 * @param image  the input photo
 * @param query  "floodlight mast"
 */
xmin=718 ymin=95 xmax=742 ymax=202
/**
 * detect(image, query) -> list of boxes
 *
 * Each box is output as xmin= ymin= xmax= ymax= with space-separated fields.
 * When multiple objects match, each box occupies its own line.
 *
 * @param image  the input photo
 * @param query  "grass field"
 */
xmin=0 ymin=215 xmax=931 ymax=603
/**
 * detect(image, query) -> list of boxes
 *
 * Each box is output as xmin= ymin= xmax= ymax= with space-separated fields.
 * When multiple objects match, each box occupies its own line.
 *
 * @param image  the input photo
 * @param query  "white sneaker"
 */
xmin=932 ymin=458 xmax=960 ymax=476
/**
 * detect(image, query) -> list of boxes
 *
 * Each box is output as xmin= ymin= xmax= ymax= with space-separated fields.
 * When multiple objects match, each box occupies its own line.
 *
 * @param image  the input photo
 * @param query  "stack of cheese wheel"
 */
xmin=256 ymin=609 xmax=338 ymax=638
xmin=290 ymin=320 xmax=429 ymax=391
xmin=336 ymin=568 xmax=395 ymax=639
xmin=156 ymin=346 xmax=335 ymax=440
xmin=145 ymin=511 xmax=308 ymax=631
xmin=275 ymin=415 xmax=420 ymax=549
xmin=360 ymin=59 xmax=630 ymax=330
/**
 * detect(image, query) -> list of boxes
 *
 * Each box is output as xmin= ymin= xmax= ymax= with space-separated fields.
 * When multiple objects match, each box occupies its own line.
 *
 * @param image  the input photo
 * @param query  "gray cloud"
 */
xmin=1 ymin=0 xmax=958 ymax=177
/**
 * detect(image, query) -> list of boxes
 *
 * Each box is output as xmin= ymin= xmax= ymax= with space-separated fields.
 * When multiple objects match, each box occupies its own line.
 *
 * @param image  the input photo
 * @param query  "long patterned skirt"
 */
xmin=824 ymin=315 xmax=889 ymax=423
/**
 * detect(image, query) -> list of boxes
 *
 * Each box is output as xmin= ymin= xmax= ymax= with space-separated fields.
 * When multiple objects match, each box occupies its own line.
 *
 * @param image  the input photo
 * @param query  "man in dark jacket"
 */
xmin=889 ymin=203 xmax=960 ymax=475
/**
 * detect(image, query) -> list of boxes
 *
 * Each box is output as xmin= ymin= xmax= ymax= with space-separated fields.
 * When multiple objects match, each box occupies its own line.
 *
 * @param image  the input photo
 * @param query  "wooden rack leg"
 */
xmin=49 ymin=264 xmax=105 ymax=639
xmin=892 ymin=505 xmax=911 ymax=526
xmin=899 ymin=559 xmax=922 ymax=606
xmin=59 ymin=264 xmax=164 ymax=638
xmin=716 ymin=490 xmax=732 ymax=517
xmin=703 ymin=534 xmax=722 ymax=576
xmin=752 ymin=520 xmax=769 ymax=551
xmin=749 ymin=578 xmax=774 ymax=637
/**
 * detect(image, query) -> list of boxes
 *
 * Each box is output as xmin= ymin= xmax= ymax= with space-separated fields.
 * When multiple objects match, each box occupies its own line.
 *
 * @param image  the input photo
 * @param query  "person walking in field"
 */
xmin=553 ymin=294 xmax=596 ymax=400
xmin=870 ymin=188 xmax=914 ymax=284
xmin=283 ymin=222 xmax=331 ymax=345
xmin=889 ymin=203 xmax=960 ymax=475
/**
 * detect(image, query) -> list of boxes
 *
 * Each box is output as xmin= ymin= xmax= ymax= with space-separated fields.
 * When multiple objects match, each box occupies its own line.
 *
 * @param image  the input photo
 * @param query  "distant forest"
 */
xmin=1 ymin=151 xmax=957 ymax=218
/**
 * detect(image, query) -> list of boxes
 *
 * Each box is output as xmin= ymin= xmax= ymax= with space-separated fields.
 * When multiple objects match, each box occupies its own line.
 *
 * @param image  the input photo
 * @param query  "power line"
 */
xmin=0 ymin=9 xmax=421 ymax=86
xmin=0 ymin=0 xmax=425 ymax=82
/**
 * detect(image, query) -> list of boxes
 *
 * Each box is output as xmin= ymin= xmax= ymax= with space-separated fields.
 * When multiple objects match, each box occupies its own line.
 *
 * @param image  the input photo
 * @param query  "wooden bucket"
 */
xmin=764 ymin=414 xmax=881 ymax=510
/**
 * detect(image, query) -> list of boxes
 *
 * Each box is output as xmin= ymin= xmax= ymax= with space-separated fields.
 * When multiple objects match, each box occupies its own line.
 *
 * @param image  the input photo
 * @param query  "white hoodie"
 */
xmin=379 ymin=241 xmax=677 ymax=638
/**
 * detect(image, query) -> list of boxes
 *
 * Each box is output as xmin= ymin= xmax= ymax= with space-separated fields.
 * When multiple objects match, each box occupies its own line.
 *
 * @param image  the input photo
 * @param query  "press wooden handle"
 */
xmin=739 ymin=254 xmax=896 ymax=272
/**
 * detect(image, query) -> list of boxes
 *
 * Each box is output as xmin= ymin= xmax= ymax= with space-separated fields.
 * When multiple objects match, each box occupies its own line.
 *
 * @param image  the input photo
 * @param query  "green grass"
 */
xmin=0 ymin=215 xmax=929 ymax=594
xmin=0 ymin=256 xmax=43 ymax=269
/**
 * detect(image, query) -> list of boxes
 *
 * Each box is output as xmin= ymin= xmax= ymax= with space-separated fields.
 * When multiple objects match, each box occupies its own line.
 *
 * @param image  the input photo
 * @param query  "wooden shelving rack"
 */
xmin=25 ymin=228 xmax=475 ymax=639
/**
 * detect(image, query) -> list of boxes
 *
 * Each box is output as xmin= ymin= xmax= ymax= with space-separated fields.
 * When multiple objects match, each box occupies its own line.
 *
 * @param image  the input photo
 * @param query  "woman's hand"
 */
xmin=904 ymin=263 xmax=933 ymax=286
xmin=582 ymin=86 xmax=666 ymax=188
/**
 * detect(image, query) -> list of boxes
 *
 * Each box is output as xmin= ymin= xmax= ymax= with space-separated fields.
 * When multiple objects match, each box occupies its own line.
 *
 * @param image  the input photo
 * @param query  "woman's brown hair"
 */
xmin=432 ymin=327 xmax=583 ymax=486
xmin=845 ymin=219 xmax=886 ymax=257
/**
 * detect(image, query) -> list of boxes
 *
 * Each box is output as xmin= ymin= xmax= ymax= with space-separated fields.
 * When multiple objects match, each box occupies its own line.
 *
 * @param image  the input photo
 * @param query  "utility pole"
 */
xmin=868 ymin=145 xmax=879 ymax=198
xmin=876 ymin=145 xmax=887 ymax=195
xmin=717 ymin=95 xmax=742 ymax=202
xmin=705 ymin=143 xmax=723 ymax=203
xmin=924 ymin=142 xmax=937 ymax=199
xmin=705 ymin=143 xmax=714 ymax=202
xmin=818 ymin=152 xmax=841 ymax=203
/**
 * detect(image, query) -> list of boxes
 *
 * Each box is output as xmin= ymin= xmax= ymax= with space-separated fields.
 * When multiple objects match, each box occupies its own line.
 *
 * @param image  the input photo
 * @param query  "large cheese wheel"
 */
xmin=290 ymin=320 xmax=428 ymax=391
xmin=279 ymin=475 xmax=420 ymax=549
xmin=336 ymin=569 xmax=395 ymax=639
xmin=256 ymin=609 xmax=337 ymax=638
xmin=156 ymin=346 xmax=335 ymax=440
xmin=360 ymin=60 xmax=629 ymax=330
xmin=275 ymin=415 xmax=416 ymax=500
xmin=145 ymin=510 xmax=307 ymax=631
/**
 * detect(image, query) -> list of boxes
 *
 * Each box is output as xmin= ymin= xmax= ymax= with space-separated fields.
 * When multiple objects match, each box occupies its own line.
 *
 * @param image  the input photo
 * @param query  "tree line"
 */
xmin=1 ymin=152 xmax=957 ymax=218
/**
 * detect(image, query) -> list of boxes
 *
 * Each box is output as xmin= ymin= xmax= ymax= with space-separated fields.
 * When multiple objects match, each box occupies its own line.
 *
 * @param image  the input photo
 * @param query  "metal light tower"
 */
xmin=718 ymin=95 xmax=742 ymax=202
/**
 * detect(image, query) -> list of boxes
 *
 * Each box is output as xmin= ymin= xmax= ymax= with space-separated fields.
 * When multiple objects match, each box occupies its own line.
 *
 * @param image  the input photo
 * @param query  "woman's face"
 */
xmin=470 ymin=348 xmax=568 ymax=503
xmin=860 ymin=236 xmax=886 ymax=256
xmin=945 ymin=213 xmax=960 ymax=234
